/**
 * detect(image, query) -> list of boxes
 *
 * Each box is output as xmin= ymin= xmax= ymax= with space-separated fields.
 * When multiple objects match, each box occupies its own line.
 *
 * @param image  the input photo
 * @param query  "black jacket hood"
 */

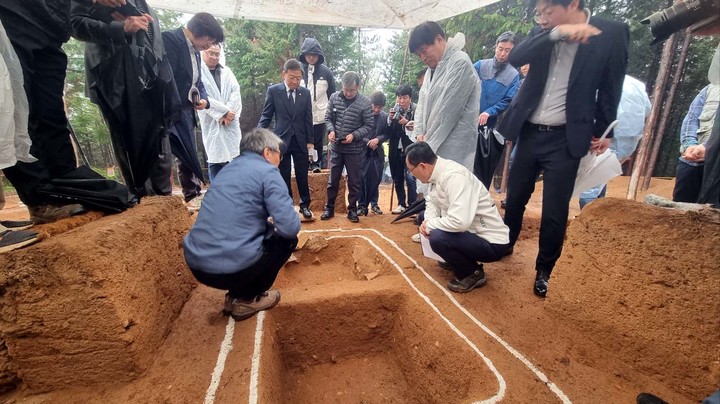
xmin=299 ymin=38 xmax=325 ymax=65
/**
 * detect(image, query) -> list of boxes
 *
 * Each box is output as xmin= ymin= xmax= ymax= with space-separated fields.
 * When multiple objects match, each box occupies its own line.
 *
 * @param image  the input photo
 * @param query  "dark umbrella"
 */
xmin=89 ymin=28 xmax=182 ymax=197
xmin=474 ymin=126 xmax=505 ymax=190
xmin=391 ymin=198 xmax=426 ymax=223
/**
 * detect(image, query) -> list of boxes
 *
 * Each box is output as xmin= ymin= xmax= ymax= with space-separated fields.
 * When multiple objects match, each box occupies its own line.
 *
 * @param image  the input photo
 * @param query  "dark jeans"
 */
xmin=430 ymin=229 xmax=509 ymax=279
xmin=504 ymin=124 xmax=580 ymax=275
xmin=279 ymin=135 xmax=311 ymax=208
xmin=388 ymin=146 xmax=416 ymax=207
xmin=673 ymin=160 xmax=703 ymax=203
xmin=698 ymin=113 xmax=720 ymax=207
xmin=310 ymin=123 xmax=325 ymax=170
xmin=2 ymin=44 xmax=76 ymax=206
xmin=190 ymin=234 xmax=298 ymax=301
xmin=208 ymin=162 xmax=228 ymax=183
xmin=359 ymin=150 xmax=383 ymax=209
xmin=326 ymin=149 xmax=362 ymax=211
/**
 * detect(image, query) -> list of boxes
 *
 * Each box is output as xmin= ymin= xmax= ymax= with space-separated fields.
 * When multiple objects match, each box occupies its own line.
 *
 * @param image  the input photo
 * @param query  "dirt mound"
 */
xmin=291 ymin=170 xmax=347 ymax=213
xmin=547 ymin=198 xmax=720 ymax=400
xmin=0 ymin=197 xmax=196 ymax=394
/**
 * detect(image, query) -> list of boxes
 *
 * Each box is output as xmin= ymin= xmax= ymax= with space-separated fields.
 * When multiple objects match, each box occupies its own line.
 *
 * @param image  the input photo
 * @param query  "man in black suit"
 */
xmin=70 ymin=0 xmax=179 ymax=198
xmin=162 ymin=13 xmax=223 ymax=211
xmin=258 ymin=58 xmax=314 ymax=220
xmin=498 ymin=0 xmax=628 ymax=297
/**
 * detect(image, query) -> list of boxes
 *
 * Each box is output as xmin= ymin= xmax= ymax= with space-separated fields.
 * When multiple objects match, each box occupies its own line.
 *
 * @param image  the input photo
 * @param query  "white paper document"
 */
xmin=420 ymin=233 xmax=443 ymax=261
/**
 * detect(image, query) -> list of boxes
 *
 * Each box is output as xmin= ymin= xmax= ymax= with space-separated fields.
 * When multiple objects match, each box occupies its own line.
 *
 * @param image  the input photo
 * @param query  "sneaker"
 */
xmin=312 ymin=166 xmax=322 ymax=173
xmin=186 ymin=195 xmax=203 ymax=212
xmin=411 ymin=233 xmax=421 ymax=243
xmin=0 ymin=229 xmax=40 ymax=253
xmin=371 ymin=205 xmax=383 ymax=215
xmin=357 ymin=206 xmax=368 ymax=216
xmin=447 ymin=268 xmax=487 ymax=293
xmin=230 ymin=290 xmax=281 ymax=321
xmin=0 ymin=220 xmax=34 ymax=231
xmin=391 ymin=205 xmax=406 ymax=214
xmin=438 ymin=261 xmax=452 ymax=270
xmin=29 ymin=204 xmax=86 ymax=224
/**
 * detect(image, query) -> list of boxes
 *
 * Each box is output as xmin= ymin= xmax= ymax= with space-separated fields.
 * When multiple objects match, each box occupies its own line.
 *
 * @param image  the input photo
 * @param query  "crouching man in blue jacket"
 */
xmin=184 ymin=128 xmax=301 ymax=320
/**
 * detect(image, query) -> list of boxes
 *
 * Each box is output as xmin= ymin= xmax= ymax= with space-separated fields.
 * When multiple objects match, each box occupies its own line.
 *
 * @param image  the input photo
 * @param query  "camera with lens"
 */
xmin=390 ymin=103 xmax=405 ymax=121
xmin=642 ymin=0 xmax=720 ymax=45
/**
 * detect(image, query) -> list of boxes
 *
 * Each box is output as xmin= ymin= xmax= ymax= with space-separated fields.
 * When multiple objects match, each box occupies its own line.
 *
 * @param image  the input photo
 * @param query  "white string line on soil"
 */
xmin=327 ymin=234 xmax=506 ymax=403
xmin=305 ymin=228 xmax=572 ymax=404
xmin=248 ymin=311 xmax=266 ymax=404
xmin=204 ymin=316 xmax=236 ymax=404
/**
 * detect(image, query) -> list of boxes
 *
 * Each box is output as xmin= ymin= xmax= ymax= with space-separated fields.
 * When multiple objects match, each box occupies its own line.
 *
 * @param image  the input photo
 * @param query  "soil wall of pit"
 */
xmin=547 ymin=198 xmax=720 ymax=400
xmin=0 ymin=197 xmax=196 ymax=393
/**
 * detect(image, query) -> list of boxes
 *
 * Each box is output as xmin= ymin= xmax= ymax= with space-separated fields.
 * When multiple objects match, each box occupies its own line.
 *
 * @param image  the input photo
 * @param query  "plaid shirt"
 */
xmin=679 ymin=85 xmax=708 ymax=166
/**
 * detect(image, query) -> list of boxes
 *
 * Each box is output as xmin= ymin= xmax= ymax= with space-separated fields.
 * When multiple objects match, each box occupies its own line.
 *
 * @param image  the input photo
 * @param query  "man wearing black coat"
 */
xmin=258 ymin=58 xmax=314 ymax=220
xmin=498 ymin=0 xmax=628 ymax=297
xmin=162 ymin=13 xmax=223 ymax=210
xmin=70 ymin=0 xmax=179 ymax=198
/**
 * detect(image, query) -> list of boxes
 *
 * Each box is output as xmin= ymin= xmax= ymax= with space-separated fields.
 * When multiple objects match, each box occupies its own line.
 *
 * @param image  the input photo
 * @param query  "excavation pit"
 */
xmin=255 ymin=234 xmax=499 ymax=403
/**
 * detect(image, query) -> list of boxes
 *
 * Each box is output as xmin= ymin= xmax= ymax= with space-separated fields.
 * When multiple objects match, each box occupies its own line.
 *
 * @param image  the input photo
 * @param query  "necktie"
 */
xmin=289 ymin=89 xmax=295 ymax=108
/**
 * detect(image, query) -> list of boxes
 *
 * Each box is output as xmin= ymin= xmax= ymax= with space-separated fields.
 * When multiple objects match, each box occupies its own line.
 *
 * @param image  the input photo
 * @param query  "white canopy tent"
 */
xmin=147 ymin=0 xmax=498 ymax=29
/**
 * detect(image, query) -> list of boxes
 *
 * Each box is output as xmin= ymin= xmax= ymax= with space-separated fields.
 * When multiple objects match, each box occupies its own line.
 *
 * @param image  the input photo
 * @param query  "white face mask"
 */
xmin=709 ymin=44 xmax=719 ymax=86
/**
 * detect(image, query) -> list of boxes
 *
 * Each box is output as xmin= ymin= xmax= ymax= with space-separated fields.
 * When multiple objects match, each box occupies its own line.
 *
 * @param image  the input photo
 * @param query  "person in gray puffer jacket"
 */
xmin=321 ymin=71 xmax=373 ymax=223
xmin=299 ymin=38 xmax=336 ymax=171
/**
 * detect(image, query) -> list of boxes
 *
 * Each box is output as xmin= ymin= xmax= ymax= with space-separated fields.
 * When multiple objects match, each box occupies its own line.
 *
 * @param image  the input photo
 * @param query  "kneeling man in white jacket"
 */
xmin=406 ymin=141 xmax=510 ymax=293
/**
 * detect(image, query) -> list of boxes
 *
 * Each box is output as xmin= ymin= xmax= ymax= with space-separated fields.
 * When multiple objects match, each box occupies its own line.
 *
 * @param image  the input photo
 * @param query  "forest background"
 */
xmin=54 ymin=0 xmax=719 ymax=187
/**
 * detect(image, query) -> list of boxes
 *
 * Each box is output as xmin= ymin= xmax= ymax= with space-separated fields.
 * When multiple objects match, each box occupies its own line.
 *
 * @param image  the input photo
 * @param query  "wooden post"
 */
xmin=627 ymin=33 xmax=678 ymax=200
xmin=641 ymin=31 xmax=692 ymax=191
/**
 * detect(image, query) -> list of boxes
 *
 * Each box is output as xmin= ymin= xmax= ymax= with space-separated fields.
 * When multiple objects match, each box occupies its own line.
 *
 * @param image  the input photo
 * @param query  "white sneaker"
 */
xmin=411 ymin=233 xmax=421 ymax=243
xmin=391 ymin=205 xmax=406 ymax=214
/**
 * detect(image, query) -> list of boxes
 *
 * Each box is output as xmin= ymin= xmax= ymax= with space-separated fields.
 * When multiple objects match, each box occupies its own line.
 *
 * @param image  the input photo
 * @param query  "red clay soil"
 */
xmin=0 ymin=175 xmax=717 ymax=403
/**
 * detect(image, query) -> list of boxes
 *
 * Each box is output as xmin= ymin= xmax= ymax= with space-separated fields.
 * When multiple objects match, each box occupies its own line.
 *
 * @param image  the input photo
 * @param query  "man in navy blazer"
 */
xmin=162 ymin=13 xmax=224 ymax=210
xmin=258 ymin=58 xmax=314 ymax=220
xmin=497 ymin=0 xmax=628 ymax=297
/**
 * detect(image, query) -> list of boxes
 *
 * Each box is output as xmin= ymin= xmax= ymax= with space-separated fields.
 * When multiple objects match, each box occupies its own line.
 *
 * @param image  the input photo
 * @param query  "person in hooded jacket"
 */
xmin=299 ymin=38 xmax=336 ymax=172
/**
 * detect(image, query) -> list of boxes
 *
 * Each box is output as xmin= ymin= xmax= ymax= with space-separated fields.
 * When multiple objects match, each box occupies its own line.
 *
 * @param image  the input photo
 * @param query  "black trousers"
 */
xmin=504 ymin=124 xmax=580 ymax=274
xmin=190 ymin=234 xmax=298 ymax=301
xmin=310 ymin=123 xmax=325 ymax=170
xmin=326 ymin=149 xmax=362 ymax=211
xmin=2 ymin=44 xmax=76 ymax=206
xmin=359 ymin=150 xmax=383 ymax=208
xmin=388 ymin=145 xmax=416 ymax=207
xmin=430 ymin=229 xmax=509 ymax=279
xmin=279 ymin=135 xmax=311 ymax=208
xmin=672 ymin=160 xmax=703 ymax=203
xmin=698 ymin=112 xmax=720 ymax=207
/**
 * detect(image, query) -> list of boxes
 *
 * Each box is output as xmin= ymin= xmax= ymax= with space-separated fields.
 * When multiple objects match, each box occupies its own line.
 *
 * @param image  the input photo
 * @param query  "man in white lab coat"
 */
xmin=199 ymin=44 xmax=242 ymax=181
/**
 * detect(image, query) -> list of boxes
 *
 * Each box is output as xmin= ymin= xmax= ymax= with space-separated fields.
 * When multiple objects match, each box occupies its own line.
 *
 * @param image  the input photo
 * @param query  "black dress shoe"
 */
xmin=320 ymin=210 xmax=334 ymax=220
xmin=300 ymin=207 xmax=313 ymax=219
xmin=504 ymin=246 xmax=514 ymax=257
xmin=534 ymin=269 xmax=550 ymax=297
xmin=347 ymin=210 xmax=359 ymax=223
xmin=500 ymin=199 xmax=507 ymax=209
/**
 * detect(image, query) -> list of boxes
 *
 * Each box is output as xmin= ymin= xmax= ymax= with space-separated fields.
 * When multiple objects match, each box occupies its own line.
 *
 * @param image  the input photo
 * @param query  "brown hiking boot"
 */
xmin=29 ymin=204 xmax=86 ymax=224
xmin=230 ymin=290 xmax=281 ymax=321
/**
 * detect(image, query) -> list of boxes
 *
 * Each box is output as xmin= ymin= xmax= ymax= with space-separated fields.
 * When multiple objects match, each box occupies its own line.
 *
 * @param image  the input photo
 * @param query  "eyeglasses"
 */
xmin=408 ymin=163 xmax=420 ymax=174
xmin=533 ymin=5 xmax=557 ymax=23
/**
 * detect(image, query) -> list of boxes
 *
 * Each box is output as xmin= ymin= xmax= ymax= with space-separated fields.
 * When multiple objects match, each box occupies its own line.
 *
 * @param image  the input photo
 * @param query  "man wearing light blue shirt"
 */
xmin=184 ymin=128 xmax=300 ymax=321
